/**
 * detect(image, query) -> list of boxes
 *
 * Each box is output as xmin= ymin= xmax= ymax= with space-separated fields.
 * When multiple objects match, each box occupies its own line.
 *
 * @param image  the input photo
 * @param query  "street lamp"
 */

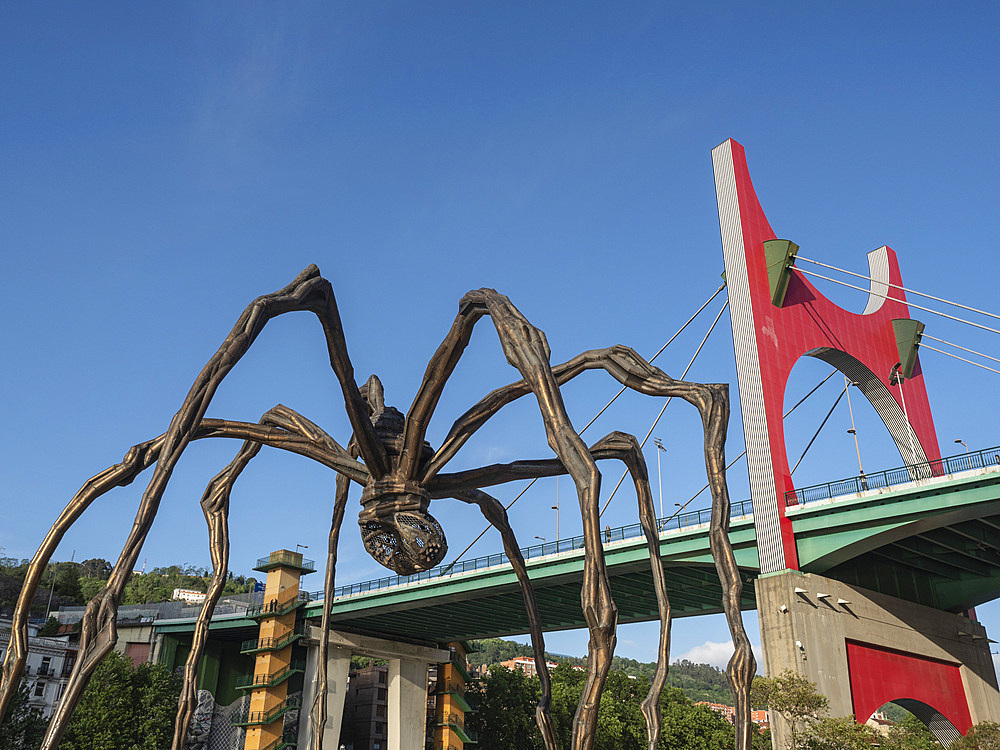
xmin=889 ymin=363 xmax=919 ymax=470
xmin=534 ymin=536 xmax=546 ymax=546
xmin=844 ymin=378 xmax=864 ymax=475
xmin=955 ymin=439 xmax=970 ymax=455
xmin=551 ymin=476 xmax=560 ymax=542
xmin=295 ymin=544 xmax=308 ymax=555
xmin=653 ymin=438 xmax=667 ymax=518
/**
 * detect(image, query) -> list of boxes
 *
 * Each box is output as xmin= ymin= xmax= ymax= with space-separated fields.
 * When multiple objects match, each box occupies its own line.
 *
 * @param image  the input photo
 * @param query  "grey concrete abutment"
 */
xmin=757 ymin=571 xmax=1000 ymax=747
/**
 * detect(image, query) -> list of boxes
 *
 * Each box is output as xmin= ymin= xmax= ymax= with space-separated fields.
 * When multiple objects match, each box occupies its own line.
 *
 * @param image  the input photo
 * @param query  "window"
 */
xmin=378 ymin=670 xmax=386 ymax=684
xmin=34 ymin=683 xmax=44 ymax=698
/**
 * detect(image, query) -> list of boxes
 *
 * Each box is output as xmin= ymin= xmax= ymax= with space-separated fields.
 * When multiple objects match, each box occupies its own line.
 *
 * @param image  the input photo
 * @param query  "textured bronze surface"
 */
xmin=0 ymin=267 xmax=753 ymax=750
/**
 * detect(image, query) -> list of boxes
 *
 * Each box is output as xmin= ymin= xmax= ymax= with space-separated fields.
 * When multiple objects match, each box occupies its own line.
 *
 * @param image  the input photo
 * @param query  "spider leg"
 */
xmin=458 ymin=288 xmax=614 ymax=750
xmin=430 ymin=340 xmax=755 ymax=749
xmin=172 ymin=437 xmax=262 ymax=750
xmin=432 ymin=430 xmax=671 ymax=750
xmin=449 ymin=488 xmax=558 ymax=750
xmin=310 ymin=467 xmax=353 ymax=750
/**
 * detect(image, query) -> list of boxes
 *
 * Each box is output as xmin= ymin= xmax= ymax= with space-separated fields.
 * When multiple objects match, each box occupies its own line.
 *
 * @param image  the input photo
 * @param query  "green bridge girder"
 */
xmin=304 ymin=466 xmax=1000 ymax=642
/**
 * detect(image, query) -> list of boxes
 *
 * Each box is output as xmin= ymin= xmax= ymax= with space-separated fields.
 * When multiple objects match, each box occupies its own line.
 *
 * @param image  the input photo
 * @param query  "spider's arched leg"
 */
xmin=456 ymin=289 xmax=616 ymax=750
xmin=447 ymin=488 xmax=558 ymax=750
xmin=0 ymin=435 xmax=164 ymax=723
xmin=31 ymin=267 xmax=383 ymax=750
xmin=427 ymin=343 xmax=755 ymax=750
xmin=172 ymin=438 xmax=262 ymax=750
xmin=431 ymin=430 xmax=671 ymax=750
xmin=311 ymin=469 xmax=352 ymax=750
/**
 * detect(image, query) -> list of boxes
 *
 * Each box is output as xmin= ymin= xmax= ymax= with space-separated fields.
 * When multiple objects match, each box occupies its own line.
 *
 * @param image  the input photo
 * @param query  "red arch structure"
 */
xmin=848 ymin=641 xmax=972 ymax=744
xmin=712 ymin=139 xmax=942 ymax=574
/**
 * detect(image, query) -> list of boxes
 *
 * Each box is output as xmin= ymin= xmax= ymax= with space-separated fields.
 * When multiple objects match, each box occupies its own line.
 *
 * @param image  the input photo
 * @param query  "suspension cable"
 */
xmin=797 ymin=255 xmax=1000 ymax=323
xmin=796 ymin=267 xmax=1000 ymax=337
xmin=651 ymin=369 xmax=839 ymax=523
xmin=919 ymin=344 xmax=1000 ymax=376
xmin=790 ymin=384 xmax=849 ymax=475
xmin=600 ymin=299 xmax=730 ymax=516
xmin=921 ymin=334 xmax=1000 ymax=367
xmin=444 ymin=283 xmax=728 ymax=569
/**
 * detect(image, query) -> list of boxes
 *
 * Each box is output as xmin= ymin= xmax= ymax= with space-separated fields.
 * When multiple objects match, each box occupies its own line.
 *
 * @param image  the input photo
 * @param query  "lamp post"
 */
xmin=890 ymin=363 xmax=919 ymax=471
xmin=955 ymin=438 xmax=970 ymax=455
xmin=653 ymin=438 xmax=667 ymax=518
xmin=551 ymin=477 xmax=560 ymax=542
xmin=295 ymin=543 xmax=308 ymax=556
xmin=844 ymin=377 xmax=864 ymax=475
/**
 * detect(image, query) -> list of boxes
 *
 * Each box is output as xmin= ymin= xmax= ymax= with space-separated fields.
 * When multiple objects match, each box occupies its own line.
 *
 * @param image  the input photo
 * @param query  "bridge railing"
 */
xmin=785 ymin=445 xmax=1000 ymax=506
xmin=316 ymin=498 xmax=755 ymax=601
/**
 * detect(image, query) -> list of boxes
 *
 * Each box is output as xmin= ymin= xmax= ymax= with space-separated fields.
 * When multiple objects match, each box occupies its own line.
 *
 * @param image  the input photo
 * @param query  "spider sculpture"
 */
xmin=0 ymin=265 xmax=755 ymax=750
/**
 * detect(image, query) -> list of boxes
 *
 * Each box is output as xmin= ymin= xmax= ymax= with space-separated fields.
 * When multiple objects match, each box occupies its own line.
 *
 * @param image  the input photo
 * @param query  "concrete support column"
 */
xmin=757 ymin=571 xmax=1000 ymax=748
xmin=299 ymin=645 xmax=351 ymax=750
xmin=387 ymin=657 xmax=428 ymax=750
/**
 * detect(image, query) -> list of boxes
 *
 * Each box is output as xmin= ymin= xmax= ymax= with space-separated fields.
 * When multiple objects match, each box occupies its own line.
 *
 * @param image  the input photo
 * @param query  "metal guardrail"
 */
xmin=232 ymin=695 xmax=302 ymax=727
xmin=246 ymin=589 xmax=312 ymax=619
xmin=314 ymin=498 xmax=755 ymax=601
xmin=240 ymin=622 xmax=306 ymax=654
xmin=785 ymin=445 xmax=1000 ymax=507
xmin=235 ymin=660 xmax=306 ymax=690
xmin=255 ymin=551 xmax=315 ymax=572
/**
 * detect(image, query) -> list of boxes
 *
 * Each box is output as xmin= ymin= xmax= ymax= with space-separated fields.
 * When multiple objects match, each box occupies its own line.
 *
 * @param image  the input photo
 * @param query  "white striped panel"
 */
xmin=862 ymin=246 xmax=891 ymax=315
xmin=712 ymin=141 xmax=787 ymax=574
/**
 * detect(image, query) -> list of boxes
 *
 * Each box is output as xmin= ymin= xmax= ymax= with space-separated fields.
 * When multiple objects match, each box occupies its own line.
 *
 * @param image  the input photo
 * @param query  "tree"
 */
xmin=0 ymin=680 xmax=46 ymax=750
xmin=949 ymin=722 xmax=1000 ymax=750
xmin=750 ymin=671 xmax=829 ymax=750
xmin=59 ymin=650 xmax=182 ymax=750
xmin=799 ymin=716 xmax=879 ymax=750
xmin=466 ymin=663 xmax=542 ymax=750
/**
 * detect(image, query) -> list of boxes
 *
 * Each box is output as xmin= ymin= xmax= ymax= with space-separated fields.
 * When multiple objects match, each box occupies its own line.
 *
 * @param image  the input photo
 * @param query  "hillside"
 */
xmin=468 ymin=637 xmax=734 ymax=704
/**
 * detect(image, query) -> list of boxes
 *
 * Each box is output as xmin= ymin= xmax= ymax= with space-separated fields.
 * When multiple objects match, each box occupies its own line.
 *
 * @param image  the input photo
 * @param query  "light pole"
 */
xmin=552 ymin=477 xmax=560 ymax=542
xmin=844 ymin=377 xmax=864 ymax=475
xmin=653 ymin=438 xmax=667 ymax=518
xmin=890 ymin=363 xmax=919 ymax=472
xmin=955 ymin=438 xmax=970 ymax=455
xmin=295 ymin=544 xmax=308 ymax=557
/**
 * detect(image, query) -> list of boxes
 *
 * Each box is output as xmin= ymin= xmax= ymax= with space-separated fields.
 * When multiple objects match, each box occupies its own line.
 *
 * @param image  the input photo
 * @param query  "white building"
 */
xmin=171 ymin=588 xmax=207 ymax=604
xmin=0 ymin=619 xmax=76 ymax=717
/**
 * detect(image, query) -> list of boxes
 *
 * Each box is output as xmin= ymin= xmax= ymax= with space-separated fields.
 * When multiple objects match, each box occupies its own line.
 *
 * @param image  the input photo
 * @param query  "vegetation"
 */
xmin=950 ymin=722 xmax=1000 ymax=750
xmin=0 ymin=554 xmax=257 ymax=615
xmin=59 ymin=650 xmax=182 ymax=750
xmin=469 ymin=638 xmax=733 ymax=703
xmin=0 ymin=680 xmax=46 ymax=750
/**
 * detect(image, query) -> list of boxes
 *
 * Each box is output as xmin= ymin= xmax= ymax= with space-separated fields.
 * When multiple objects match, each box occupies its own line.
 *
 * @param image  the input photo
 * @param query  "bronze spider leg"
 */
xmin=172 ymin=437 xmax=262 ymax=750
xmin=425 ymin=342 xmax=755 ymax=750
xmin=446 ymin=488 xmax=559 ymax=750
xmin=5 ymin=266 xmax=380 ymax=749
xmin=311 ymin=443 xmax=356 ymax=750
xmin=421 ymin=289 xmax=615 ymax=750
xmin=173 ymin=406 xmax=351 ymax=750
xmin=431 ymin=431 xmax=670 ymax=750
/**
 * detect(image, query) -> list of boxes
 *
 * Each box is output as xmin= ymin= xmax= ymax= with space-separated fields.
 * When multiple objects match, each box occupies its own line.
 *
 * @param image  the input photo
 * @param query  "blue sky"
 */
xmin=2 ymin=3 xmax=1000 ymax=672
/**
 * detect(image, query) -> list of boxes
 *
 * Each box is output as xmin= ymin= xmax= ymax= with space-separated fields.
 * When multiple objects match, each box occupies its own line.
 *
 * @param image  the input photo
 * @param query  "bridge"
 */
xmin=306 ymin=445 xmax=1000 ymax=641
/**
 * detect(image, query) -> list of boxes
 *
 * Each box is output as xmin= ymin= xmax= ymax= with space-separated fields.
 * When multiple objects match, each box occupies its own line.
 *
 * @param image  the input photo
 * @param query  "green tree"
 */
xmin=949 ymin=722 xmax=1000 ymax=750
xmin=37 ymin=616 xmax=60 ymax=636
xmin=658 ymin=687 xmax=734 ymax=750
xmin=0 ymin=680 xmax=46 ymax=750
xmin=60 ymin=650 xmax=182 ymax=750
xmin=79 ymin=576 xmax=107 ymax=603
xmin=466 ymin=663 xmax=542 ymax=750
xmin=750 ymin=671 xmax=829 ymax=750
xmin=799 ymin=716 xmax=879 ymax=750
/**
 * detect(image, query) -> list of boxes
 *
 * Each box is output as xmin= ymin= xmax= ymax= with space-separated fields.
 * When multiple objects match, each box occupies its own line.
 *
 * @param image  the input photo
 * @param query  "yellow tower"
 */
xmin=237 ymin=549 xmax=314 ymax=750
xmin=435 ymin=641 xmax=477 ymax=748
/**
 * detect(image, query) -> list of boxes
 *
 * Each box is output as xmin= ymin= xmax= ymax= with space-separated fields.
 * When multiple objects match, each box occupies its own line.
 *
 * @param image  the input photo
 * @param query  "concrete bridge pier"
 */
xmin=757 ymin=571 xmax=1000 ymax=747
xmin=298 ymin=628 xmax=450 ymax=750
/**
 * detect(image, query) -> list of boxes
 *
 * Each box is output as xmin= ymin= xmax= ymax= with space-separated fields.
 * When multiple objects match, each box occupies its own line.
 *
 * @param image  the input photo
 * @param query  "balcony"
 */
xmin=240 ymin=622 xmax=306 ymax=654
xmin=253 ymin=551 xmax=315 ymax=575
xmin=437 ymin=712 xmax=478 ymax=744
xmin=235 ymin=660 xmax=306 ymax=690
xmin=246 ymin=590 xmax=311 ymax=620
xmin=232 ymin=695 xmax=302 ymax=727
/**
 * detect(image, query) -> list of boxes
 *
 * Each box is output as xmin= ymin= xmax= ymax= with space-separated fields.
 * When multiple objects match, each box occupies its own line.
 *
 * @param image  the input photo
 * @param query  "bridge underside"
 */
xmin=323 ymin=562 xmax=758 ymax=642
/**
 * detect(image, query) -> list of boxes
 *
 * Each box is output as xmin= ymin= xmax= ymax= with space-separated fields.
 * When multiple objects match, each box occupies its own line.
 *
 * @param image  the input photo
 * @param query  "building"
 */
xmin=695 ymin=701 xmax=770 ymax=730
xmin=172 ymin=588 xmax=207 ymax=604
xmin=341 ymin=664 xmax=390 ymax=750
xmin=498 ymin=655 xmax=557 ymax=678
xmin=0 ymin=618 xmax=76 ymax=717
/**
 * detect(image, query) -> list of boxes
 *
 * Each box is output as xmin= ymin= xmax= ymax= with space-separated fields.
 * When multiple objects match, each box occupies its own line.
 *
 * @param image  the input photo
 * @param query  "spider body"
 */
xmin=0 ymin=266 xmax=755 ymax=750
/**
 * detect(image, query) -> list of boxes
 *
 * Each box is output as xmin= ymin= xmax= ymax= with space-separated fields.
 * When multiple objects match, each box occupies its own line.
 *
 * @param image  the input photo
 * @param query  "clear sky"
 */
xmin=2 ymin=4 xmax=999 ymax=674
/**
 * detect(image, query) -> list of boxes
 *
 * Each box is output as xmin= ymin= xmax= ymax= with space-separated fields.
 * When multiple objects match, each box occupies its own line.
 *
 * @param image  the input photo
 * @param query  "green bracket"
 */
xmin=892 ymin=319 xmax=925 ymax=379
xmin=762 ymin=239 xmax=798 ymax=307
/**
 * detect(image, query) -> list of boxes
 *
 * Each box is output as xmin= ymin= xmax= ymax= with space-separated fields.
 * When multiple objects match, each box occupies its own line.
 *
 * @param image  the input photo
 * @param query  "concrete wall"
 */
xmin=757 ymin=571 xmax=1000 ymax=747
